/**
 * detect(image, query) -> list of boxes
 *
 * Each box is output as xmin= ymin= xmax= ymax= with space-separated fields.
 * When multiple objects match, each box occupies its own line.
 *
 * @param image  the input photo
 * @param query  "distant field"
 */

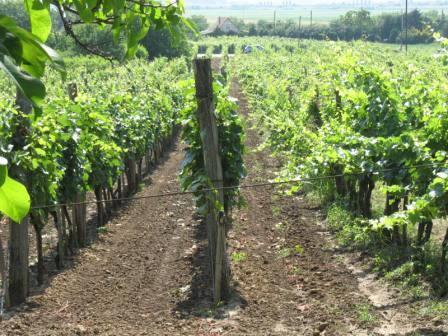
xmin=187 ymin=6 xmax=447 ymax=25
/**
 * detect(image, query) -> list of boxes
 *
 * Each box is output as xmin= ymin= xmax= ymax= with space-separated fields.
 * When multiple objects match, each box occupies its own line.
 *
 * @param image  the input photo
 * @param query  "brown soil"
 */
xmin=0 ymin=77 xmax=446 ymax=336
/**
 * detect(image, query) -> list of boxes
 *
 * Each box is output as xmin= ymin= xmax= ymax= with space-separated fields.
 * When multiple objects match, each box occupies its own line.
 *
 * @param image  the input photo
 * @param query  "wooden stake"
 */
xmin=193 ymin=58 xmax=230 ymax=303
xmin=73 ymin=193 xmax=87 ymax=247
xmin=55 ymin=207 xmax=65 ymax=269
xmin=68 ymin=83 xmax=87 ymax=247
xmin=8 ymin=90 xmax=31 ymax=306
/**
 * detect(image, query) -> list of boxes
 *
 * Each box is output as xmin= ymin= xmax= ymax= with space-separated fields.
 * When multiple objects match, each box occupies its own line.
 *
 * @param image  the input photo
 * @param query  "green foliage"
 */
xmin=355 ymin=304 xmax=377 ymax=324
xmin=0 ymin=0 xmax=189 ymax=225
xmin=0 ymin=0 xmax=189 ymax=113
xmin=179 ymin=78 xmax=246 ymax=216
xmin=140 ymin=26 xmax=191 ymax=60
xmin=53 ymin=0 xmax=187 ymax=58
xmin=0 ymin=0 xmax=30 ymax=29
xmin=24 ymin=0 xmax=51 ymax=42
xmin=233 ymin=38 xmax=448 ymax=229
xmin=0 ymin=157 xmax=30 ymax=222
xmin=47 ymin=24 xmax=191 ymax=61
xmin=383 ymin=261 xmax=425 ymax=297
xmin=0 ymin=55 xmax=189 ymax=223
xmin=135 ymin=45 xmax=149 ymax=59
xmin=294 ymin=244 xmax=304 ymax=254
xmin=194 ymin=9 xmax=434 ymax=44
xmin=277 ymin=247 xmax=292 ymax=259
xmin=374 ymin=243 xmax=448 ymax=297
xmin=189 ymin=15 xmax=208 ymax=33
xmin=326 ymin=202 xmax=354 ymax=232
xmin=231 ymin=251 xmax=247 ymax=263
xmin=418 ymin=301 xmax=448 ymax=320
xmin=0 ymin=15 xmax=65 ymax=110
xmin=48 ymin=25 xmax=126 ymax=59
xmin=230 ymin=37 xmax=448 ymax=293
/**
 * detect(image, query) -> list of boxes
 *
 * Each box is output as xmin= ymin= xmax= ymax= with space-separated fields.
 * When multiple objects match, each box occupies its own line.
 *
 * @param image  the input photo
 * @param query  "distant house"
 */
xmin=201 ymin=17 xmax=239 ymax=35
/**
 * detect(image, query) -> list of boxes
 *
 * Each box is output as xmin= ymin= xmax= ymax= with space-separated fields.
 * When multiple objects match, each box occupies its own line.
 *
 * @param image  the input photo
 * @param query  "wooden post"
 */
xmin=117 ymin=175 xmax=123 ymax=204
xmin=193 ymin=58 xmax=230 ymax=303
xmin=8 ymin=218 xmax=29 ymax=306
xmin=8 ymin=91 xmax=31 ymax=306
xmin=128 ymin=158 xmax=137 ymax=194
xmin=94 ymin=187 xmax=104 ymax=227
xmin=55 ymin=206 xmax=65 ymax=269
xmin=68 ymin=83 xmax=87 ymax=247
xmin=68 ymin=82 xmax=77 ymax=101
xmin=73 ymin=193 xmax=87 ymax=247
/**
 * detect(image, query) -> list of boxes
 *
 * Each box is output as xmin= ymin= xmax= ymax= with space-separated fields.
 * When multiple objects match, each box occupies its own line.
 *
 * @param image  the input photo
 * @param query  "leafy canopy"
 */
xmin=0 ymin=157 xmax=30 ymax=223
xmin=0 ymin=0 xmax=187 ymax=222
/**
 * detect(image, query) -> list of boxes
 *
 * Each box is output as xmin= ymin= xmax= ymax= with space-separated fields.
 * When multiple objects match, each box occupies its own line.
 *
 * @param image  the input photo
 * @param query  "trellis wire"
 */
xmin=30 ymin=162 xmax=448 ymax=210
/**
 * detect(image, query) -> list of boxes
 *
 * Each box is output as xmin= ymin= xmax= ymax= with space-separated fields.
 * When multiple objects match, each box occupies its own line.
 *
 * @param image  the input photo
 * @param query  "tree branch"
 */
xmin=55 ymin=2 xmax=116 ymax=61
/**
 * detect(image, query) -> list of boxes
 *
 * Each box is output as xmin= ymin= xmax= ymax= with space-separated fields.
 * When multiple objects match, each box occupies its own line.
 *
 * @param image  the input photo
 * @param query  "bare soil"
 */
xmin=0 ymin=78 xmax=446 ymax=336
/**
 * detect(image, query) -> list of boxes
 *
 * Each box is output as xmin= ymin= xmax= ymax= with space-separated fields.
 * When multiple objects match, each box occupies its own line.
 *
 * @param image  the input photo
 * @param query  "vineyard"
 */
xmin=0 ymin=56 xmax=190 ymax=303
xmin=1 ymin=16 xmax=448 ymax=335
xmin=232 ymin=39 xmax=448 ymax=295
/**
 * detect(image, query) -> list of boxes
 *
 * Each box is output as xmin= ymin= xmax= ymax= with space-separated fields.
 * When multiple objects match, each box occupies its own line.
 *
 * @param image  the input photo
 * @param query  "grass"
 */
xmin=291 ymin=266 xmax=302 ymax=275
xmin=277 ymin=247 xmax=292 ymax=259
xmin=231 ymin=251 xmax=247 ymax=263
xmin=294 ymin=244 xmax=304 ymax=254
xmin=96 ymin=226 xmax=108 ymax=234
xmin=418 ymin=300 xmax=448 ymax=320
xmin=326 ymin=201 xmax=373 ymax=249
xmin=375 ymin=243 xmax=448 ymax=298
xmin=327 ymin=202 xmax=448 ymax=297
xmin=326 ymin=202 xmax=353 ymax=233
xmin=272 ymin=206 xmax=281 ymax=218
xmin=355 ymin=303 xmax=377 ymax=325
xmin=382 ymin=261 xmax=428 ymax=300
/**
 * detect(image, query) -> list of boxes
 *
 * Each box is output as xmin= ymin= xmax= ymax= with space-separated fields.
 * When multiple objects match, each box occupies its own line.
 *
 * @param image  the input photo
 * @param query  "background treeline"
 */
xmin=192 ymin=9 xmax=448 ymax=44
xmin=1 ymin=1 xmax=444 ymax=57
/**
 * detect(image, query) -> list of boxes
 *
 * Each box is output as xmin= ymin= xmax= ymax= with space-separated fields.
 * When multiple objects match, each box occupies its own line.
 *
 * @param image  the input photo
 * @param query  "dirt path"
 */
xmin=1 ymin=75 xmax=446 ymax=336
xmin=220 ymin=80 xmax=371 ymax=336
xmin=0 ymin=142 xmax=208 ymax=336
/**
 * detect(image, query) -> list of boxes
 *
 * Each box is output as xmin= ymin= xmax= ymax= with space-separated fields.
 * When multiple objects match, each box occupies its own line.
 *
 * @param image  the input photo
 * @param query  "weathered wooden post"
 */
xmin=193 ymin=58 xmax=230 ymax=303
xmin=125 ymin=156 xmax=137 ymax=195
xmin=8 ymin=216 xmax=29 ymax=306
xmin=55 ymin=206 xmax=65 ymax=269
xmin=8 ymin=91 xmax=31 ymax=306
xmin=68 ymin=83 xmax=87 ymax=247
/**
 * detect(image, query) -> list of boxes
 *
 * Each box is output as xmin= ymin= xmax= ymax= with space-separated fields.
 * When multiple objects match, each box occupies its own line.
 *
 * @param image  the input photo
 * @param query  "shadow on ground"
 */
xmin=174 ymin=215 xmax=247 ymax=319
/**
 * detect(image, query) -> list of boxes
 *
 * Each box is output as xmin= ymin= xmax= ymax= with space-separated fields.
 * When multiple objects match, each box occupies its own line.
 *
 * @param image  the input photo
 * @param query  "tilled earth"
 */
xmin=0 ymin=77 xmax=446 ymax=336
